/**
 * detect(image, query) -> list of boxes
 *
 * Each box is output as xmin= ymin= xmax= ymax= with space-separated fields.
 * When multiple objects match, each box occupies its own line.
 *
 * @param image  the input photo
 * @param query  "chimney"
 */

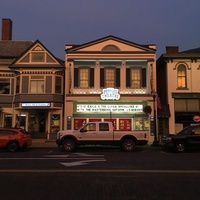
xmin=166 ymin=46 xmax=179 ymax=54
xmin=1 ymin=18 xmax=12 ymax=40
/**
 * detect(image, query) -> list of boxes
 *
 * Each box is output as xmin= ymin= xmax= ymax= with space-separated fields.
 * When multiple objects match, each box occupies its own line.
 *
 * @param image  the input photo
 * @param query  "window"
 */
xmin=194 ymin=126 xmax=200 ymax=135
xmin=83 ymin=123 xmax=96 ymax=131
xmin=31 ymin=52 xmax=45 ymax=62
xmin=177 ymin=64 xmax=186 ymax=88
xmin=126 ymin=67 xmax=146 ymax=88
xmin=30 ymin=80 xmax=44 ymax=93
xmin=100 ymin=68 xmax=120 ymax=88
xmin=105 ymin=68 xmax=115 ymax=87
xmin=0 ymin=78 xmax=10 ymax=94
xmin=16 ymin=77 xmax=20 ymax=94
xmin=30 ymin=76 xmax=44 ymax=93
xmin=55 ymin=76 xmax=62 ymax=93
xmin=131 ymin=68 xmax=141 ymax=88
xmin=99 ymin=123 xmax=109 ymax=131
xmin=79 ymin=68 xmax=89 ymax=88
xmin=74 ymin=67 xmax=94 ymax=88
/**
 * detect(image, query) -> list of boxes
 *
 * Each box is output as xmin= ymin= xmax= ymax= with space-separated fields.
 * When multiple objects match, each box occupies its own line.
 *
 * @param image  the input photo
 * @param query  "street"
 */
xmin=1 ymin=146 xmax=200 ymax=200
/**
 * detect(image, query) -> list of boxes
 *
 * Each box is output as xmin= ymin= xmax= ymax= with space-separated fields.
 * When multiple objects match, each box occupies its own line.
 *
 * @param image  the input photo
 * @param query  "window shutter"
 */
xmin=142 ymin=68 xmax=147 ymax=87
xmin=100 ymin=68 xmax=104 ymax=87
xmin=90 ymin=68 xmax=94 ymax=87
xmin=74 ymin=68 xmax=78 ymax=87
xmin=126 ymin=68 xmax=130 ymax=87
xmin=116 ymin=68 xmax=120 ymax=87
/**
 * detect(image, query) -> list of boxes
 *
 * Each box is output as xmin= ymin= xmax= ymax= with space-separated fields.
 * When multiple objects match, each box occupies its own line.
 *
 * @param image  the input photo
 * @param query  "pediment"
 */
xmin=66 ymin=36 xmax=155 ymax=53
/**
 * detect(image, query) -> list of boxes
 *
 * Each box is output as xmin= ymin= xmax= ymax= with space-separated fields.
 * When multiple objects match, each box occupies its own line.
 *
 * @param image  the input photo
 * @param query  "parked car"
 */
xmin=0 ymin=127 xmax=32 ymax=152
xmin=162 ymin=125 xmax=200 ymax=152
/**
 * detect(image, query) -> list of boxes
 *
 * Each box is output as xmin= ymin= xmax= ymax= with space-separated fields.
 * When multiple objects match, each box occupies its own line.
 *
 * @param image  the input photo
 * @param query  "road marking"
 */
xmin=0 ymin=169 xmax=200 ymax=173
xmin=60 ymin=159 xmax=106 ymax=167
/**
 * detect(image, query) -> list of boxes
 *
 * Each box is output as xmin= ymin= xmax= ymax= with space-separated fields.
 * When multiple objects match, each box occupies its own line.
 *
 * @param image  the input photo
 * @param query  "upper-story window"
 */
xmin=105 ymin=68 xmax=115 ymax=87
xmin=55 ymin=76 xmax=62 ymax=93
xmin=100 ymin=67 xmax=120 ymax=88
xmin=30 ymin=76 xmax=44 ymax=93
xmin=0 ymin=78 xmax=10 ymax=94
xmin=126 ymin=67 xmax=146 ymax=88
xmin=74 ymin=67 xmax=94 ymax=88
xmin=177 ymin=64 xmax=187 ymax=88
xmin=16 ymin=76 xmax=20 ymax=94
xmin=79 ymin=68 xmax=89 ymax=88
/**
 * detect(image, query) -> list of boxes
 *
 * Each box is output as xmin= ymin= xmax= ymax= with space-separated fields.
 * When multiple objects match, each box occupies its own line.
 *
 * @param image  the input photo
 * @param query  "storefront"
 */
xmin=2 ymin=102 xmax=63 ymax=139
xmin=72 ymin=101 xmax=150 ymax=131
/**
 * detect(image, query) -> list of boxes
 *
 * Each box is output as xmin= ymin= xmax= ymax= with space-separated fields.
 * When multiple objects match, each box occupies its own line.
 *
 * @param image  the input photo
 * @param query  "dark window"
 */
xmin=99 ymin=123 xmax=109 ymax=131
xmin=0 ymin=78 xmax=10 ymax=94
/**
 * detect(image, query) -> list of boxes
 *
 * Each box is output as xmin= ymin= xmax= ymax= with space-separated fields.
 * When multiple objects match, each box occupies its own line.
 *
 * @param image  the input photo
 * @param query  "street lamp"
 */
xmin=152 ymin=92 xmax=159 ymax=146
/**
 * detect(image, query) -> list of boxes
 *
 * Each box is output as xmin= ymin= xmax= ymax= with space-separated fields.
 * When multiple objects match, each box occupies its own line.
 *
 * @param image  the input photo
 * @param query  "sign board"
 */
xmin=101 ymin=88 xmax=120 ymax=100
xmin=77 ymin=104 xmax=143 ymax=113
xmin=22 ymin=103 xmax=50 ymax=107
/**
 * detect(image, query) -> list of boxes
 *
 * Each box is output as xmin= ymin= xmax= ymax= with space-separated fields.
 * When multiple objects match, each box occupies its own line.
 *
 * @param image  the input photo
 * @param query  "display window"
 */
xmin=119 ymin=119 xmax=132 ymax=131
xmin=74 ymin=118 xmax=86 ymax=130
xmin=134 ymin=117 xmax=149 ymax=131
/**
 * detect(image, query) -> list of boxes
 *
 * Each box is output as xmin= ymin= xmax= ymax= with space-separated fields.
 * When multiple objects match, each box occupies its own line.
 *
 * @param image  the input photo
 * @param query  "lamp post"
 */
xmin=152 ymin=92 xmax=159 ymax=146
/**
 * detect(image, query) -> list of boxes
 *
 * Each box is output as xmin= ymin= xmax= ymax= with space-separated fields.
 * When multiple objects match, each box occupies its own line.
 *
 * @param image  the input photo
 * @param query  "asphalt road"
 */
xmin=1 ymin=146 xmax=200 ymax=200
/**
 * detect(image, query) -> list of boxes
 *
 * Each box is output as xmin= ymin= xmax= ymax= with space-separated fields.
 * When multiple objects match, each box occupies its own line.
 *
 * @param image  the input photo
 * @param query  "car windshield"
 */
xmin=177 ymin=126 xmax=194 ymax=136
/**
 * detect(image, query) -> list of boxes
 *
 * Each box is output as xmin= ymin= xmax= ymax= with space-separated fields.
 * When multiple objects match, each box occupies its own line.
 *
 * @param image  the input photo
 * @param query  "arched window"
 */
xmin=177 ymin=64 xmax=187 ymax=88
xmin=102 ymin=45 xmax=120 ymax=51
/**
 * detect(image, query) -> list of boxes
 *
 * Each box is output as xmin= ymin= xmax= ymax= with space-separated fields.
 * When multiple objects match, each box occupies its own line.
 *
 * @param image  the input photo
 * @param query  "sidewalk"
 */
xmin=31 ymin=139 xmax=162 ymax=150
xmin=31 ymin=139 xmax=57 ymax=148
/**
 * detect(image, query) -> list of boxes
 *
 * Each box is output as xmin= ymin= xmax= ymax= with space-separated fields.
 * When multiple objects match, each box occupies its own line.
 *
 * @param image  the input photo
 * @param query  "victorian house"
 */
xmin=0 ymin=19 xmax=64 ymax=139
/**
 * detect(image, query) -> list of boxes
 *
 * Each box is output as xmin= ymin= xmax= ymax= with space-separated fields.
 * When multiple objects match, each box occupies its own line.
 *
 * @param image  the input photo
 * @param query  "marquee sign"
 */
xmin=101 ymin=88 xmax=120 ymax=100
xmin=77 ymin=104 xmax=143 ymax=113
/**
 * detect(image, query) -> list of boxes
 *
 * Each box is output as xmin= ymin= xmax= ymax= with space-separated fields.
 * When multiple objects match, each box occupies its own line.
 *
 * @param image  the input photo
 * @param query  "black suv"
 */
xmin=162 ymin=125 xmax=200 ymax=152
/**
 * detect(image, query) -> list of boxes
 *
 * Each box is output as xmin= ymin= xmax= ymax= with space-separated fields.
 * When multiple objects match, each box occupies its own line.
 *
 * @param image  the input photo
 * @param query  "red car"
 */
xmin=0 ymin=127 xmax=32 ymax=152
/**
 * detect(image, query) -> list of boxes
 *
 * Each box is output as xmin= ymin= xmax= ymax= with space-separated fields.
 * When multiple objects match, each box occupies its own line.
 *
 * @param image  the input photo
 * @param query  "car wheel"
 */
xmin=62 ymin=139 xmax=76 ymax=152
xmin=7 ymin=142 xmax=19 ymax=152
xmin=175 ymin=142 xmax=186 ymax=152
xmin=121 ymin=139 xmax=135 ymax=152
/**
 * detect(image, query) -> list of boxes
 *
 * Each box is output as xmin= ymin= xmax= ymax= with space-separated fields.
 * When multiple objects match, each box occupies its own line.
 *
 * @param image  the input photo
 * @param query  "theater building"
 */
xmin=64 ymin=35 xmax=157 ymax=142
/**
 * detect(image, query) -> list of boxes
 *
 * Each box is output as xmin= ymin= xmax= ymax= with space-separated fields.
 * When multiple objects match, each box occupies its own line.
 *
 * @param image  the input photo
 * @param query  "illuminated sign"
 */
xmin=101 ymin=88 xmax=120 ymax=100
xmin=193 ymin=115 xmax=200 ymax=122
xmin=77 ymin=104 xmax=143 ymax=113
xmin=22 ymin=103 xmax=50 ymax=107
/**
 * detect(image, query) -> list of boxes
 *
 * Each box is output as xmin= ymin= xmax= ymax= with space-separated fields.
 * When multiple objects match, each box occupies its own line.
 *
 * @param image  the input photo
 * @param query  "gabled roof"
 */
xmin=10 ymin=39 xmax=64 ymax=67
xmin=0 ymin=40 xmax=33 ymax=58
xmin=66 ymin=35 xmax=156 ymax=53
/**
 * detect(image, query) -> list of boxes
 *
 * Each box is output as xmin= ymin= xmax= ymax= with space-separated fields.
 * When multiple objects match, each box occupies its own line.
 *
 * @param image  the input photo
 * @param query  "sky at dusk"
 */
xmin=1 ymin=0 xmax=200 ymax=60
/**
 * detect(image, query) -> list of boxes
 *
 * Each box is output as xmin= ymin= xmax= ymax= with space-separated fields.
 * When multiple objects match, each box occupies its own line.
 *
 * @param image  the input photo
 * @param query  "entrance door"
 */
xmin=28 ymin=110 xmax=47 ymax=138
xmin=38 ymin=111 xmax=46 ymax=133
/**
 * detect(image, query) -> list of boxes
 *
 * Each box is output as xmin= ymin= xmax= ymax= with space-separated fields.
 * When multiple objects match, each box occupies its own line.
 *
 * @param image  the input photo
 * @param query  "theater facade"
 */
xmin=64 ymin=35 xmax=157 ymax=142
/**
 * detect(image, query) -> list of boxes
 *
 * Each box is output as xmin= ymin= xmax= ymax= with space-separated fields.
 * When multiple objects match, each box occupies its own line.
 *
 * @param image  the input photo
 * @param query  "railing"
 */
xmin=72 ymin=88 xmax=148 ymax=94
